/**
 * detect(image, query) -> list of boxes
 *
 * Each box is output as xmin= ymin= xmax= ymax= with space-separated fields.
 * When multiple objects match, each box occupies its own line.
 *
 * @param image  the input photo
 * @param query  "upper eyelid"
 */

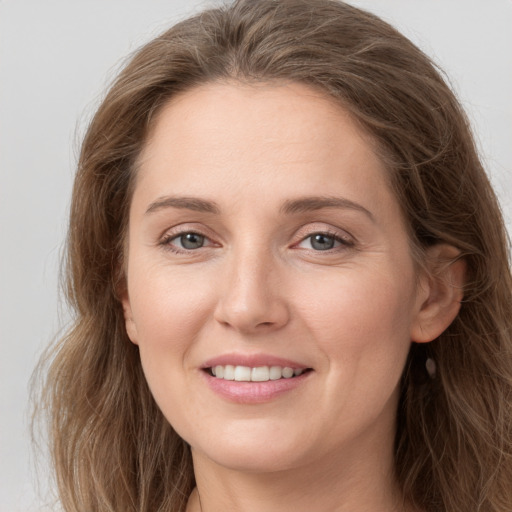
xmin=159 ymin=223 xmax=217 ymax=241
xmin=161 ymin=230 xmax=215 ymax=246
xmin=294 ymin=233 xmax=354 ymax=252
xmin=159 ymin=230 xmax=218 ymax=254
xmin=157 ymin=222 xmax=355 ymax=245
xmin=293 ymin=223 xmax=355 ymax=242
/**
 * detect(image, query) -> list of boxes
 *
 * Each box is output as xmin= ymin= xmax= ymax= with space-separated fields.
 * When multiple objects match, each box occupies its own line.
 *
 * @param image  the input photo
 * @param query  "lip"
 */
xmin=201 ymin=370 xmax=311 ymax=404
xmin=200 ymin=353 xmax=313 ymax=404
xmin=201 ymin=354 xmax=310 ymax=370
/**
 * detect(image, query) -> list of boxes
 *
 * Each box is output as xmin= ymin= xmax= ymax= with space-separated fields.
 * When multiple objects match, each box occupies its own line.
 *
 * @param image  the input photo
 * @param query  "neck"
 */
xmin=187 ymin=436 xmax=410 ymax=512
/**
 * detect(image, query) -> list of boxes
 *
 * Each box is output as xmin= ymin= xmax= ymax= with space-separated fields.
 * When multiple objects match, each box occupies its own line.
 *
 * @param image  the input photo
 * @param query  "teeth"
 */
xmin=282 ymin=367 xmax=294 ymax=378
xmin=251 ymin=366 xmax=269 ymax=382
xmin=234 ymin=366 xmax=251 ymax=381
xmin=269 ymin=366 xmax=282 ymax=380
xmin=223 ymin=365 xmax=235 ymax=380
xmin=210 ymin=365 xmax=306 ymax=382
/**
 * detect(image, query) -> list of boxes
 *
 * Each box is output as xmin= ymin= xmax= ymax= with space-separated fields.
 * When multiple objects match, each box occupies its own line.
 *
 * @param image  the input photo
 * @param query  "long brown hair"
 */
xmin=35 ymin=0 xmax=512 ymax=510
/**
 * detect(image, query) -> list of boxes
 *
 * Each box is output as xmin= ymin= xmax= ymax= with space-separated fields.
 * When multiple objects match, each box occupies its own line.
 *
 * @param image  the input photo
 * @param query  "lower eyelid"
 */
xmin=296 ymin=232 xmax=354 ymax=248
xmin=158 ymin=228 xmax=222 ymax=253
xmin=158 ymin=233 xmax=189 ymax=245
xmin=158 ymin=227 xmax=354 ymax=252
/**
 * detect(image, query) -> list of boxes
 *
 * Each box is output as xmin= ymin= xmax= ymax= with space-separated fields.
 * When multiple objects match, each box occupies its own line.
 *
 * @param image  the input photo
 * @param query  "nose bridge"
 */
xmin=214 ymin=238 xmax=289 ymax=333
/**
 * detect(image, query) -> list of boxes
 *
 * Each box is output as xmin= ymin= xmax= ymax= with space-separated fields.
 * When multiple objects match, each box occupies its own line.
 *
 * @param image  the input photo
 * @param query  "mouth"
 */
xmin=201 ymin=357 xmax=313 ymax=403
xmin=205 ymin=365 xmax=313 ymax=382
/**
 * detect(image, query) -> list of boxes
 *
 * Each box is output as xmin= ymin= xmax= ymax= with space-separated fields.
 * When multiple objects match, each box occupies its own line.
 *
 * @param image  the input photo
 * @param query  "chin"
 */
xmin=184 ymin=420 xmax=314 ymax=474
xmin=193 ymin=443 xmax=305 ymax=474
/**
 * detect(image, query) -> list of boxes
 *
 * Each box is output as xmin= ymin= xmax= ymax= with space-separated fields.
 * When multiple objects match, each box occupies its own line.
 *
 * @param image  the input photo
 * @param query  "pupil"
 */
xmin=311 ymin=234 xmax=334 ymax=250
xmin=181 ymin=233 xmax=204 ymax=249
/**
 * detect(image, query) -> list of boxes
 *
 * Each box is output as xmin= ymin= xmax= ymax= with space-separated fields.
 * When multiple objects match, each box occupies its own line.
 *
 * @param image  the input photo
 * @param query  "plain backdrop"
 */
xmin=1 ymin=1 xmax=511 ymax=510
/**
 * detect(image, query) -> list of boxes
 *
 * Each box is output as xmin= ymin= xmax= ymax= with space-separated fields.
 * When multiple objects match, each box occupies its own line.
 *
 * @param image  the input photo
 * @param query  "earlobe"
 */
xmin=117 ymin=271 xmax=139 ymax=345
xmin=121 ymin=295 xmax=139 ymax=345
xmin=411 ymin=244 xmax=466 ymax=343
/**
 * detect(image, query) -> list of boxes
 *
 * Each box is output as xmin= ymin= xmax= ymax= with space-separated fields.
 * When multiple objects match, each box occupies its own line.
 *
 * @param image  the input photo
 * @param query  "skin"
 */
xmin=122 ymin=82 xmax=463 ymax=512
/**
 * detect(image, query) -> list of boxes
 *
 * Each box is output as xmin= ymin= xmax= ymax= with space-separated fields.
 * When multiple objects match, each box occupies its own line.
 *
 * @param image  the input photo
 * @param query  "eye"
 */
xmin=173 ymin=232 xmax=205 ymax=250
xmin=161 ymin=231 xmax=210 ymax=252
xmin=297 ymin=232 xmax=350 ymax=251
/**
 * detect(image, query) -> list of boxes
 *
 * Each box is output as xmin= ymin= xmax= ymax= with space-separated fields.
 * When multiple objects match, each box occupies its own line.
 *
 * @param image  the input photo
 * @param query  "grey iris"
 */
xmin=310 ymin=234 xmax=335 ymax=250
xmin=181 ymin=233 xmax=205 ymax=249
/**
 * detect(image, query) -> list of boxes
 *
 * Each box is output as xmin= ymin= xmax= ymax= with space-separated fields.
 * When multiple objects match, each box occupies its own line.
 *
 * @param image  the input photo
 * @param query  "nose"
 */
xmin=213 ymin=247 xmax=290 ymax=334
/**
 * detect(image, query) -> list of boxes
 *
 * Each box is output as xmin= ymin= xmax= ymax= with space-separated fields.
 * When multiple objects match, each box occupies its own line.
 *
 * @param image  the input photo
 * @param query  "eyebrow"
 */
xmin=280 ymin=196 xmax=375 ymax=221
xmin=145 ymin=194 xmax=374 ymax=221
xmin=145 ymin=196 xmax=221 ymax=215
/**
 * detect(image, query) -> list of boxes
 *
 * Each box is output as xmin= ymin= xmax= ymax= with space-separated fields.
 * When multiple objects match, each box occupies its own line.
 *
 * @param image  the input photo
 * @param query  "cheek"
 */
xmin=126 ymin=268 xmax=216 ymax=433
xmin=301 ymin=265 xmax=414 ymax=329
xmin=127 ymin=265 xmax=217 ymax=371
xmin=295 ymin=264 xmax=416 ymax=377
xmin=296 ymin=269 xmax=415 ymax=435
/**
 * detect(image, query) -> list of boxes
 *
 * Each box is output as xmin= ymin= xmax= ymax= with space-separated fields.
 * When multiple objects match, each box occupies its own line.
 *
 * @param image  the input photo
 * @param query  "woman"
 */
xmin=37 ymin=0 xmax=512 ymax=510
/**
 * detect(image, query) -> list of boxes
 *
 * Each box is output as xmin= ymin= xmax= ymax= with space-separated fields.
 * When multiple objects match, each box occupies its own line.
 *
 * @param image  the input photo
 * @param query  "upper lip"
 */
xmin=201 ymin=354 xmax=311 ymax=370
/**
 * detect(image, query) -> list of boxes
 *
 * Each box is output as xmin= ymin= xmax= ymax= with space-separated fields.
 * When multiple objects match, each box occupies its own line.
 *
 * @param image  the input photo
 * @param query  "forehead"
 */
xmin=133 ymin=81 xmax=396 ymax=218
xmin=143 ymin=81 xmax=377 ymax=156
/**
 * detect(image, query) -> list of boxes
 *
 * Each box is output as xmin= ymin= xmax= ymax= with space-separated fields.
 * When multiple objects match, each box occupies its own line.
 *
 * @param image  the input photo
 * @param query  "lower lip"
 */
xmin=201 ymin=370 xmax=311 ymax=404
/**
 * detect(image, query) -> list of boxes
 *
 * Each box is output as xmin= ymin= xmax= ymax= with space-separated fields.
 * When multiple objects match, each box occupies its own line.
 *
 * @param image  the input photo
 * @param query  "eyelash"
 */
xmin=159 ymin=231 xmax=215 ymax=254
xmin=159 ymin=227 xmax=355 ymax=256
xmin=295 ymin=230 xmax=355 ymax=252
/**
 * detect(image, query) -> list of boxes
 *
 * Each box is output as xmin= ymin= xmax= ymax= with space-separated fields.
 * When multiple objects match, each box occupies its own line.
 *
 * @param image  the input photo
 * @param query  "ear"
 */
xmin=411 ymin=244 xmax=466 ymax=343
xmin=115 ymin=264 xmax=140 ymax=345
xmin=120 ymin=290 xmax=139 ymax=345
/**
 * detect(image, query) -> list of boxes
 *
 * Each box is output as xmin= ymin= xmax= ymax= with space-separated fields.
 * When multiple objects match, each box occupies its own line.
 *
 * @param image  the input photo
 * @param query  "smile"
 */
xmin=208 ymin=365 xmax=308 ymax=381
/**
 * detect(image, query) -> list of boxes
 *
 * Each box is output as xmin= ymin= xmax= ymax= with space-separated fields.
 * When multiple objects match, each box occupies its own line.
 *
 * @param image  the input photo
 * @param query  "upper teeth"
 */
xmin=211 ymin=365 xmax=303 ymax=382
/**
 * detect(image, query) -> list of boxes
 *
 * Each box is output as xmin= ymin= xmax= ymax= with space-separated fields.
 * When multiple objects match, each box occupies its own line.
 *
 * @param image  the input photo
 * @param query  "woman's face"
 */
xmin=122 ymin=82 xmax=429 ymax=474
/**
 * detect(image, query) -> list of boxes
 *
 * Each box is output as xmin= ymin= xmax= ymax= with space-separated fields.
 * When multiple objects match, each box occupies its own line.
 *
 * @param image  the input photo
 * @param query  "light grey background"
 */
xmin=1 ymin=1 xmax=511 ymax=510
